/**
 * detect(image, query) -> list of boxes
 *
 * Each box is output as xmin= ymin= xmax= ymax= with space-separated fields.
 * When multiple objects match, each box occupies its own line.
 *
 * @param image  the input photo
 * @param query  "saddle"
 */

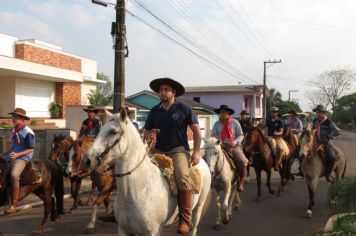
xmin=19 ymin=161 xmax=42 ymax=186
xmin=220 ymin=146 xmax=237 ymax=170
xmin=151 ymin=154 xmax=201 ymax=195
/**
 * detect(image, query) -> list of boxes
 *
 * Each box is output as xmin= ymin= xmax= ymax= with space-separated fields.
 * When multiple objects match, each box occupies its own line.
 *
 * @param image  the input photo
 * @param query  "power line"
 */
xmin=125 ymin=9 xmax=257 ymax=84
xmin=129 ymin=0 xmax=259 ymax=84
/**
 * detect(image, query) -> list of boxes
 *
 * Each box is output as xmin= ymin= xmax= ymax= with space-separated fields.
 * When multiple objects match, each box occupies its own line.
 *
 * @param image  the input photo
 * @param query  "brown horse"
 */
xmin=49 ymin=135 xmax=74 ymax=175
xmin=0 ymin=158 xmax=64 ymax=234
xmin=68 ymin=137 xmax=115 ymax=233
xmin=243 ymin=127 xmax=275 ymax=201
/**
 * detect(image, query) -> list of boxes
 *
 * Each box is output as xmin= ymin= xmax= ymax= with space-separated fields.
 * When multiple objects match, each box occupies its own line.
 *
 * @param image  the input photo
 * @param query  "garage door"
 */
xmin=21 ymin=85 xmax=52 ymax=117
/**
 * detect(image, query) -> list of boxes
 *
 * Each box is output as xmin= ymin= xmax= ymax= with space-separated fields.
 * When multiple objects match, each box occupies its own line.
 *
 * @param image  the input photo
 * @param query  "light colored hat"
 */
xmin=8 ymin=108 xmax=30 ymax=120
xmin=271 ymin=107 xmax=279 ymax=112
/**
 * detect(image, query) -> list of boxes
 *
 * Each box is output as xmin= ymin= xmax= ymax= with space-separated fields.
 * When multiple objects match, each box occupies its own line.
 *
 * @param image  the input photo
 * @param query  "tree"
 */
xmin=305 ymin=90 xmax=330 ymax=110
xmin=335 ymin=93 xmax=356 ymax=126
xmin=311 ymin=67 xmax=356 ymax=119
xmin=278 ymin=100 xmax=302 ymax=115
xmin=267 ymin=88 xmax=283 ymax=113
xmin=87 ymin=73 xmax=113 ymax=106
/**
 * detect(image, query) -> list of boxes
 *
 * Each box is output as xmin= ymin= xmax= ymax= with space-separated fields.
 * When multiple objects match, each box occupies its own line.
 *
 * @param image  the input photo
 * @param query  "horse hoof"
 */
xmin=55 ymin=217 xmax=62 ymax=224
xmin=234 ymin=205 xmax=240 ymax=211
xmin=305 ymin=210 xmax=312 ymax=218
xmin=86 ymin=228 xmax=95 ymax=234
xmin=213 ymin=224 xmax=221 ymax=230
xmin=36 ymin=226 xmax=44 ymax=235
xmin=270 ymin=190 xmax=275 ymax=195
xmin=222 ymin=219 xmax=229 ymax=225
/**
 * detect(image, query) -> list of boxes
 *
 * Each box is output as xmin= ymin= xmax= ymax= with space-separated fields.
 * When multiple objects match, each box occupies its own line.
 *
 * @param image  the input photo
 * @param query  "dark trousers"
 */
xmin=324 ymin=142 xmax=336 ymax=175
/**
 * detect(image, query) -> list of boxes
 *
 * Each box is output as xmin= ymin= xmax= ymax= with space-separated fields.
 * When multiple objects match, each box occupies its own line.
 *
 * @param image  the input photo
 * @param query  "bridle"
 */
xmin=94 ymin=129 xmax=151 ymax=178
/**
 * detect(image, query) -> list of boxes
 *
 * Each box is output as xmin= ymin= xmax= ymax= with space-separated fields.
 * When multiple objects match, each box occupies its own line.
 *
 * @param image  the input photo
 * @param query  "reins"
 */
xmin=93 ymin=129 xmax=154 ymax=178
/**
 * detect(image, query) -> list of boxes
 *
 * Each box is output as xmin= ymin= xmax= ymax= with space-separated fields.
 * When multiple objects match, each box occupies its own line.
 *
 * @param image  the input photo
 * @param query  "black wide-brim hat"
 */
xmin=8 ymin=108 xmax=30 ymax=120
xmin=149 ymin=77 xmax=185 ymax=97
xmin=214 ymin=105 xmax=235 ymax=115
xmin=312 ymin=104 xmax=327 ymax=113
xmin=83 ymin=106 xmax=99 ymax=113
xmin=240 ymin=110 xmax=249 ymax=115
xmin=288 ymin=110 xmax=298 ymax=116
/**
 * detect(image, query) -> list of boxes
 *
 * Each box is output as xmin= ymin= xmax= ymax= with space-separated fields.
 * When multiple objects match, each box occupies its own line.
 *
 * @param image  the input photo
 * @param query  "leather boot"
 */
xmin=325 ymin=159 xmax=335 ymax=182
xmin=177 ymin=190 xmax=192 ymax=235
xmin=237 ymin=168 xmax=245 ymax=192
xmin=5 ymin=187 xmax=20 ymax=214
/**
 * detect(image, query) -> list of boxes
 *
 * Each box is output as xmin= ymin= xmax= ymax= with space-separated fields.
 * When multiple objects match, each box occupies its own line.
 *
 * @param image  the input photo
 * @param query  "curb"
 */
xmin=0 ymin=186 xmax=92 ymax=217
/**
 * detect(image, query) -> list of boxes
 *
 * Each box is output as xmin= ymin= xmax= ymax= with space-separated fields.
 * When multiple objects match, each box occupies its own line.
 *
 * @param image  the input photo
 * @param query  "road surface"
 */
xmin=0 ymin=131 xmax=355 ymax=236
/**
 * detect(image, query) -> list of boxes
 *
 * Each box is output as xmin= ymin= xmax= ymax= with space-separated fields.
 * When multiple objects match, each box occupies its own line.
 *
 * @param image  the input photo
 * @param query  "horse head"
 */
xmin=203 ymin=137 xmax=222 ymax=176
xmin=243 ymin=127 xmax=262 ymax=153
xmin=0 ymin=158 xmax=10 ymax=191
xmin=299 ymin=129 xmax=317 ymax=158
xmin=82 ymin=108 xmax=144 ymax=174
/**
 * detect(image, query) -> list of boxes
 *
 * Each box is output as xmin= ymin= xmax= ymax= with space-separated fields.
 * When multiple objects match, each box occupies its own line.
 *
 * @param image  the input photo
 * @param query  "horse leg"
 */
xmin=305 ymin=177 xmax=318 ymax=218
xmin=255 ymin=168 xmax=262 ymax=201
xmin=86 ymin=190 xmax=112 ymax=232
xmin=213 ymin=190 xmax=222 ymax=230
xmin=191 ymin=198 xmax=206 ymax=236
xmin=266 ymin=169 xmax=275 ymax=195
xmin=234 ymin=185 xmax=241 ymax=210
xmin=86 ymin=182 xmax=96 ymax=206
xmin=246 ymin=164 xmax=250 ymax=182
xmin=228 ymin=187 xmax=237 ymax=218
xmin=221 ymin=182 xmax=231 ymax=224
xmin=37 ymin=192 xmax=52 ymax=235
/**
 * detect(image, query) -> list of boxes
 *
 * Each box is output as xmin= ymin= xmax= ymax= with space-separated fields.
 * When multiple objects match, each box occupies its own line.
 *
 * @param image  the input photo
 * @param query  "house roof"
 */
xmin=127 ymin=90 xmax=216 ymax=114
xmin=185 ymin=85 xmax=264 ymax=93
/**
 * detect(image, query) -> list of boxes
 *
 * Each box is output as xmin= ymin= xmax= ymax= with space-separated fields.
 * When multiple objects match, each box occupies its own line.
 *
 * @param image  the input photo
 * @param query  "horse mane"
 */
xmin=254 ymin=127 xmax=267 ymax=143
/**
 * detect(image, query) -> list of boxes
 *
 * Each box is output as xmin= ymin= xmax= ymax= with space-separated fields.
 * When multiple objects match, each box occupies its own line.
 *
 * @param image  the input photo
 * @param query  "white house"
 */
xmin=0 ymin=33 xmax=105 ymax=120
xmin=184 ymin=85 xmax=264 ymax=119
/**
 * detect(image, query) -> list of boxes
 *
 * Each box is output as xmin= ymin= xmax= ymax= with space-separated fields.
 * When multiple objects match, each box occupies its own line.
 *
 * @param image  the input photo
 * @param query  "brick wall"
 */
xmin=15 ymin=43 xmax=81 ymax=72
xmin=55 ymin=82 xmax=81 ymax=118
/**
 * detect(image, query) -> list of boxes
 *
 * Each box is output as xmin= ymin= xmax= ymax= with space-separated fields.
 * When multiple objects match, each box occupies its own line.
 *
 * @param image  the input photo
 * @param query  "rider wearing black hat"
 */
xmin=79 ymin=106 xmax=102 ymax=138
xmin=144 ymin=77 xmax=201 ymax=235
xmin=312 ymin=105 xmax=341 ymax=182
xmin=239 ymin=110 xmax=251 ymax=134
xmin=212 ymin=105 xmax=248 ymax=192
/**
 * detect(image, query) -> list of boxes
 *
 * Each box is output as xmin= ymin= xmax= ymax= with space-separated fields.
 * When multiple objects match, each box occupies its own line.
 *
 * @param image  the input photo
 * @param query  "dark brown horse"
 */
xmin=244 ymin=127 xmax=293 ymax=199
xmin=243 ymin=127 xmax=275 ymax=201
xmin=0 ymin=158 xmax=64 ymax=234
xmin=49 ymin=135 xmax=74 ymax=175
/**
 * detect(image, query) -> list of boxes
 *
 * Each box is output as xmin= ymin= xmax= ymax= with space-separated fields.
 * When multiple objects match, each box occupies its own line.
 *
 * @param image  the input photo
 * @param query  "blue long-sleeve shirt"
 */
xmin=212 ymin=118 xmax=244 ymax=145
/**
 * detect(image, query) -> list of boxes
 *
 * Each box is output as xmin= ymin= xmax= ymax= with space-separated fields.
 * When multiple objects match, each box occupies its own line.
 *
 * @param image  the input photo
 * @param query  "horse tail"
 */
xmin=341 ymin=161 xmax=347 ymax=179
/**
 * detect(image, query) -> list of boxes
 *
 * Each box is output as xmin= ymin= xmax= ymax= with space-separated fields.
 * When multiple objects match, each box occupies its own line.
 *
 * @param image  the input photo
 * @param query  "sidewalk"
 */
xmin=0 ymin=177 xmax=92 ymax=215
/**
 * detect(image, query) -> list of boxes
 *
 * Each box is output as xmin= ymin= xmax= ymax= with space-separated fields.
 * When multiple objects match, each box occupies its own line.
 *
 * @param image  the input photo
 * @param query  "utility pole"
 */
xmin=92 ymin=0 xmax=126 ymax=113
xmin=113 ymin=0 xmax=126 ymax=113
xmin=288 ymin=90 xmax=298 ymax=101
xmin=262 ymin=59 xmax=282 ymax=125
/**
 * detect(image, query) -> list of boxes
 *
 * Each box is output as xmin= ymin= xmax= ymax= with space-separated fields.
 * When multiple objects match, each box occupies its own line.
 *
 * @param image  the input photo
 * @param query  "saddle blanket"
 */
xmin=151 ymin=154 xmax=201 ymax=195
xmin=19 ymin=161 xmax=42 ymax=186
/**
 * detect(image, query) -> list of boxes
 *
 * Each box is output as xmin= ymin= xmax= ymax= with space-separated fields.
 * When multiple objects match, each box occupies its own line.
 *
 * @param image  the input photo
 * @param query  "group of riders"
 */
xmin=1 ymin=77 xmax=341 ymax=235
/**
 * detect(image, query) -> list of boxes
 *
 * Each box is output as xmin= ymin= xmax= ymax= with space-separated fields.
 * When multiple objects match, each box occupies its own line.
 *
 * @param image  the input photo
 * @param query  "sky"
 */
xmin=1 ymin=0 xmax=356 ymax=111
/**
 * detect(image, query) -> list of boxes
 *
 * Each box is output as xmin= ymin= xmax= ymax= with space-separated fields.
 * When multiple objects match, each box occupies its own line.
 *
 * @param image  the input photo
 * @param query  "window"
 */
xmin=193 ymin=97 xmax=200 ymax=103
xmin=136 ymin=116 xmax=147 ymax=122
xmin=256 ymin=96 xmax=260 ymax=108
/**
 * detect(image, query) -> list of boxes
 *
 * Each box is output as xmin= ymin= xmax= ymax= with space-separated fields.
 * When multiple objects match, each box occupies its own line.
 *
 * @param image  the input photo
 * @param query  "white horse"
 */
xmin=82 ymin=109 xmax=211 ymax=236
xmin=299 ymin=129 xmax=346 ymax=218
xmin=203 ymin=137 xmax=240 ymax=229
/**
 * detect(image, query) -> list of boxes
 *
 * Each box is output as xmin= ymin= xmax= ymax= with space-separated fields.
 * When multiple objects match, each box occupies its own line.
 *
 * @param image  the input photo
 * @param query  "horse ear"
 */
xmin=120 ymin=107 xmax=127 ymax=121
xmin=105 ymin=109 xmax=113 ymax=119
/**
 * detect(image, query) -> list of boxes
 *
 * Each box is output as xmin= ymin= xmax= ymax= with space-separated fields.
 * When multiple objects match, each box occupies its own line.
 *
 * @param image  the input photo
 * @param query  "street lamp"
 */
xmin=91 ymin=0 xmax=126 ymax=113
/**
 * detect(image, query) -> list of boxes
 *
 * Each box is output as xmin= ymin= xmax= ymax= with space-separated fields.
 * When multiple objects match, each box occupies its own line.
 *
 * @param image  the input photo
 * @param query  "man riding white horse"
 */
xmin=212 ymin=105 xmax=248 ymax=192
xmin=312 ymin=104 xmax=341 ymax=182
xmin=144 ymin=77 xmax=201 ymax=235
xmin=2 ymin=108 xmax=35 ymax=214
xmin=265 ymin=107 xmax=290 ymax=171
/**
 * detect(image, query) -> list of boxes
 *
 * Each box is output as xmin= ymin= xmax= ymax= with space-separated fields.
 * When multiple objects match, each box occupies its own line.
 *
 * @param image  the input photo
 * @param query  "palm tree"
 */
xmin=267 ymin=88 xmax=283 ymax=113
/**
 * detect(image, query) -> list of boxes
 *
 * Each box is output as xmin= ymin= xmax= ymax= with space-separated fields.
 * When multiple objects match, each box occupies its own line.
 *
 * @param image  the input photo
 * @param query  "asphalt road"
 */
xmin=0 ymin=131 xmax=355 ymax=236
